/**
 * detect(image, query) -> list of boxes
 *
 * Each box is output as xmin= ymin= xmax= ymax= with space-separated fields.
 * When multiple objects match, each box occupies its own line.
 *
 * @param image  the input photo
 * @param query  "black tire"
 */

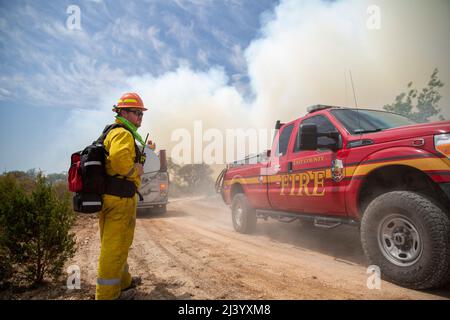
xmin=361 ymin=191 xmax=450 ymax=289
xmin=151 ymin=205 xmax=167 ymax=214
xmin=231 ymin=193 xmax=257 ymax=234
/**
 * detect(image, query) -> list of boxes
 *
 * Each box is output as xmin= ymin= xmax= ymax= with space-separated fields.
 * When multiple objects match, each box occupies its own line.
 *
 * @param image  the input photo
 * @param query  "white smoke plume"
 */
xmin=49 ymin=0 xmax=449 ymax=172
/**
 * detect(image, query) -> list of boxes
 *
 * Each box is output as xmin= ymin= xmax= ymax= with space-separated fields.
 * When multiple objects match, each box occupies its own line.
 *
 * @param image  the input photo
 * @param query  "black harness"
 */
xmin=97 ymin=124 xmax=143 ymax=199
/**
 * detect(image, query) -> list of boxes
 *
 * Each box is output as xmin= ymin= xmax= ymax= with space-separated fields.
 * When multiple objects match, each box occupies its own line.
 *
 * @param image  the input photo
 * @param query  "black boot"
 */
xmin=122 ymin=276 xmax=142 ymax=291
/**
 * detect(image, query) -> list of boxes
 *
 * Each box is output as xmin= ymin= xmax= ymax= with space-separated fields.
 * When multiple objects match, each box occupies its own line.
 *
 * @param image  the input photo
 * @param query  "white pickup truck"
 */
xmin=137 ymin=147 xmax=169 ymax=214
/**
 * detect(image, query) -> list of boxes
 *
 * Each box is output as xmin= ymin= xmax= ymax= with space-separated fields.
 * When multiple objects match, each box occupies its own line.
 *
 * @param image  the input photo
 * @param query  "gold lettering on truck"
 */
xmin=280 ymin=175 xmax=290 ymax=195
xmin=279 ymin=170 xmax=326 ymax=197
xmin=311 ymin=171 xmax=326 ymax=196
xmin=293 ymin=156 xmax=324 ymax=166
xmin=297 ymin=172 xmax=311 ymax=196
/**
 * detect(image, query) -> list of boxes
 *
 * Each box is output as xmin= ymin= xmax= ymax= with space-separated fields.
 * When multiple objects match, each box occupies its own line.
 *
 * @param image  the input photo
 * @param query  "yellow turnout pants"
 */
xmin=95 ymin=194 xmax=137 ymax=300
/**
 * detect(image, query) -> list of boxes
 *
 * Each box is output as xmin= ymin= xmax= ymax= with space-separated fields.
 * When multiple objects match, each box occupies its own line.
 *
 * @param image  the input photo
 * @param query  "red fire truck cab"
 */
xmin=216 ymin=105 xmax=450 ymax=289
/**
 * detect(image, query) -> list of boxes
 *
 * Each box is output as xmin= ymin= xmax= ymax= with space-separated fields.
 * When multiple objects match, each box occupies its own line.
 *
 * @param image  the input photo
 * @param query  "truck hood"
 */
xmin=352 ymin=120 xmax=450 ymax=144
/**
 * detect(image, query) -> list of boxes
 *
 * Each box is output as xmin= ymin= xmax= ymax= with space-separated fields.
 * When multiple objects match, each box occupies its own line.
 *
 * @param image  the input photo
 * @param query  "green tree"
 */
xmin=0 ymin=174 xmax=24 ymax=286
xmin=383 ymin=68 xmax=446 ymax=123
xmin=4 ymin=170 xmax=36 ymax=193
xmin=47 ymin=173 xmax=67 ymax=185
xmin=0 ymin=172 xmax=76 ymax=287
xmin=26 ymin=168 xmax=38 ymax=178
xmin=177 ymin=163 xmax=214 ymax=195
xmin=0 ymin=244 xmax=12 ymax=288
xmin=167 ymin=158 xmax=183 ymax=187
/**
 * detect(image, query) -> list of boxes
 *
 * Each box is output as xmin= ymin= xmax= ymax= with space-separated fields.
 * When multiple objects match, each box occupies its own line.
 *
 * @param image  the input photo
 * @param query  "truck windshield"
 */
xmin=330 ymin=109 xmax=417 ymax=135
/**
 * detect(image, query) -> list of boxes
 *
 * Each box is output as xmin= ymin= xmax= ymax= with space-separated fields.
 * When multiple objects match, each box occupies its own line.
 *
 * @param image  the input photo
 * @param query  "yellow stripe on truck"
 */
xmin=348 ymin=158 xmax=449 ymax=177
xmin=228 ymin=177 xmax=260 ymax=185
xmin=224 ymin=157 xmax=450 ymax=186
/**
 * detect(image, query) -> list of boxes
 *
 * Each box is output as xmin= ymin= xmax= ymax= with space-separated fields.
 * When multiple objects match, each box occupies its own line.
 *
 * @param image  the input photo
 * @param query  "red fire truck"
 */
xmin=216 ymin=105 xmax=450 ymax=289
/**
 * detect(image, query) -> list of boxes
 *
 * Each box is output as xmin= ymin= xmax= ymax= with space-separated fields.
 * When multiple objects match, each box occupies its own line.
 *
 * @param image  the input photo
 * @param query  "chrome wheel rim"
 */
xmin=378 ymin=214 xmax=423 ymax=267
xmin=234 ymin=204 xmax=244 ymax=227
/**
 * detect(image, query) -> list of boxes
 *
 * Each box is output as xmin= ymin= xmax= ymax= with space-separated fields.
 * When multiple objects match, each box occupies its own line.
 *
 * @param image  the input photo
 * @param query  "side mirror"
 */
xmin=298 ymin=124 xmax=318 ymax=150
xmin=266 ymin=150 xmax=271 ymax=157
xmin=326 ymin=132 xmax=342 ymax=151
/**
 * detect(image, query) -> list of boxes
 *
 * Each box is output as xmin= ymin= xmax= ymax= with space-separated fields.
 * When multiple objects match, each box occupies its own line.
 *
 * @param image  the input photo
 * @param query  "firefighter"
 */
xmin=95 ymin=92 xmax=147 ymax=300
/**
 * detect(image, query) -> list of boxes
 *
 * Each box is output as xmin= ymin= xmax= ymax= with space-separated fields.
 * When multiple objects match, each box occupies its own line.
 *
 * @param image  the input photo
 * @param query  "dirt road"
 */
xmin=9 ymin=196 xmax=449 ymax=300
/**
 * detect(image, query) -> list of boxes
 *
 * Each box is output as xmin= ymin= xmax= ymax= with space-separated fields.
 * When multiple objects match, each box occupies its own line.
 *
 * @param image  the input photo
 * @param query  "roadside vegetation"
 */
xmin=0 ymin=171 xmax=76 ymax=292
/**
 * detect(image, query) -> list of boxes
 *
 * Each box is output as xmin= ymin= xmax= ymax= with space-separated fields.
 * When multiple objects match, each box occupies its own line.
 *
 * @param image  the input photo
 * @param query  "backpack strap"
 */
xmin=95 ymin=123 xmax=124 ymax=145
xmin=96 ymin=123 xmax=141 ymax=163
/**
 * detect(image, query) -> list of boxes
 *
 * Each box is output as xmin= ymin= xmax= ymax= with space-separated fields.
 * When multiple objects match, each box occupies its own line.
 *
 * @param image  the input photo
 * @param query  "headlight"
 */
xmin=434 ymin=134 xmax=450 ymax=159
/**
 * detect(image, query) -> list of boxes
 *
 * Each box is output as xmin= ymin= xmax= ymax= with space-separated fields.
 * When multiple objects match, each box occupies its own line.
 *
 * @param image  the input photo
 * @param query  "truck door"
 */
xmin=268 ymin=123 xmax=295 ymax=211
xmin=284 ymin=115 xmax=347 ymax=216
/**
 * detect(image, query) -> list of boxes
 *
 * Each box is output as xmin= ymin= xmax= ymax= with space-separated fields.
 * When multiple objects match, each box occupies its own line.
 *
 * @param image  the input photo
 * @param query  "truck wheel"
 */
xmin=361 ymin=191 xmax=450 ymax=289
xmin=231 ymin=193 xmax=257 ymax=234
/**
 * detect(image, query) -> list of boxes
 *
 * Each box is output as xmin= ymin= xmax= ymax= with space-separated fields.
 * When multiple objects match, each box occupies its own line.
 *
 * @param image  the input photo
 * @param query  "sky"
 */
xmin=0 ymin=0 xmax=449 ymax=173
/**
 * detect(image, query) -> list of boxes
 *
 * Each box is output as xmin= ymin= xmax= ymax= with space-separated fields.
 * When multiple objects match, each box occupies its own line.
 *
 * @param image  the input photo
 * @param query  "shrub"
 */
xmin=0 ymin=173 xmax=77 ymax=287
